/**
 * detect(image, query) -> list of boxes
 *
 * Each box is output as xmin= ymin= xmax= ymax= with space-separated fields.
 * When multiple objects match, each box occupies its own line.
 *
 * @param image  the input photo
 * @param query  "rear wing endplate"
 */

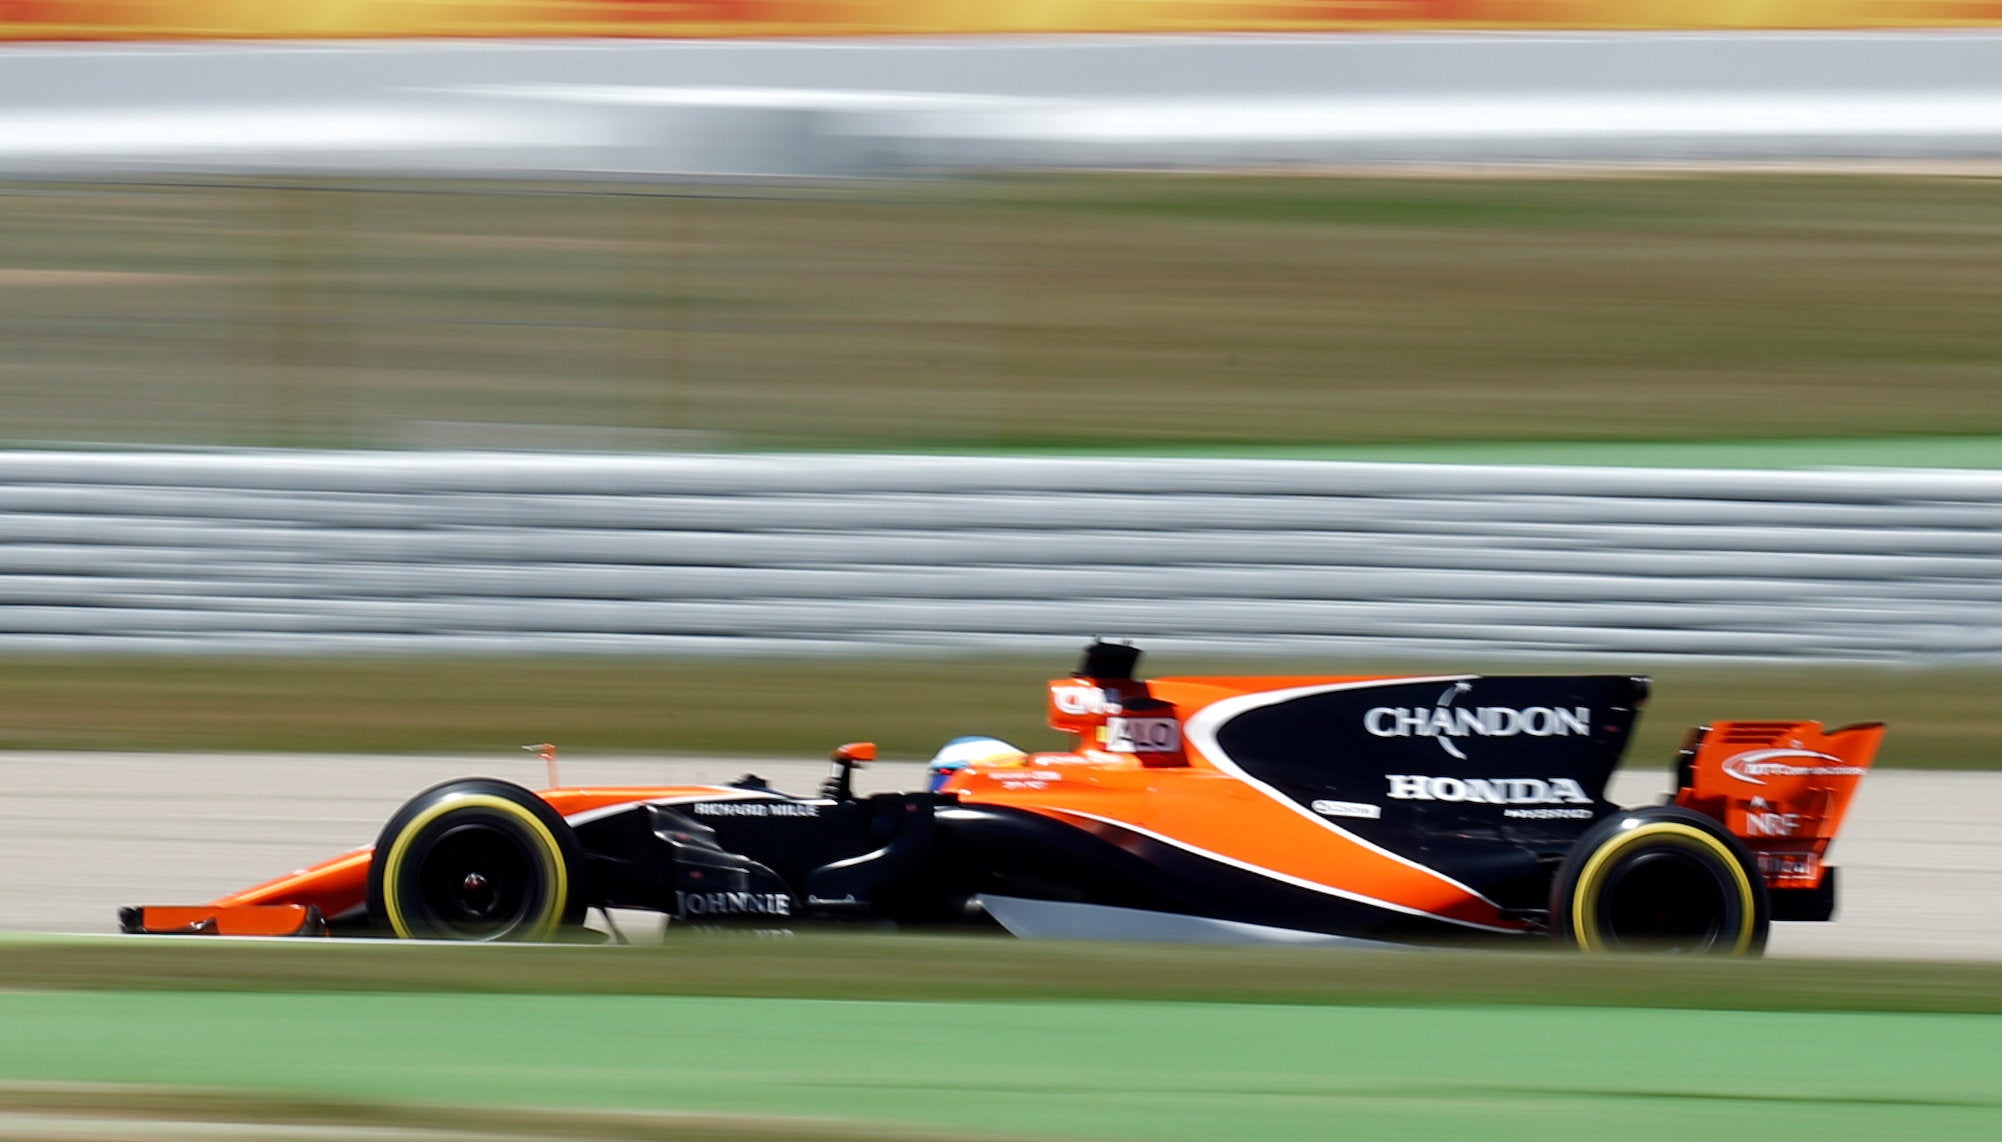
xmin=1671 ymin=719 xmax=1883 ymax=902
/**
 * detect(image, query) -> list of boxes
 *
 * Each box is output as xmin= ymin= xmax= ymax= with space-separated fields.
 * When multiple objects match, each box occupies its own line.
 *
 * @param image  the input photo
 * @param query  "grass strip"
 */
xmin=5 ymin=934 xmax=2002 ymax=1014
xmin=4 ymin=174 xmax=2002 ymax=452
xmin=948 ymin=433 xmax=2002 ymax=468
xmin=3 ymin=991 xmax=1999 ymax=1141
xmin=0 ymin=1083 xmax=1018 ymax=1142
xmin=1 ymin=655 xmax=1995 ymax=767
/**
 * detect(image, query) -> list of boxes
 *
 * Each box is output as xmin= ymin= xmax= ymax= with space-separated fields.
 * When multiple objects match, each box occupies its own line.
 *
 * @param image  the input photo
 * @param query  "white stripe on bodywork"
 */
xmin=976 ymin=894 xmax=1411 ymax=949
xmin=1178 ymin=675 xmax=1508 ymax=913
xmin=996 ymin=804 xmax=1517 ymax=934
xmin=1720 ymin=747 xmax=1845 ymax=786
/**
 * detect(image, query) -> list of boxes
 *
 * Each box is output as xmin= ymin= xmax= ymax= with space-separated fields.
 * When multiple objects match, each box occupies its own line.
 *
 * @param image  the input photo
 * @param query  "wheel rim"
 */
xmin=1596 ymin=849 xmax=1733 ymax=952
xmin=411 ymin=822 xmax=539 ymax=939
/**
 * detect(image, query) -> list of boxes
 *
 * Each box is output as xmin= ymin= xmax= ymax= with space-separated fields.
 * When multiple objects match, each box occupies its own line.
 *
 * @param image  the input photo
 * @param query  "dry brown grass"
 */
xmin=3 ymin=175 xmax=2000 ymax=450
xmin=0 ymin=654 xmax=1995 ymax=766
xmin=6 ymin=934 xmax=2002 ymax=1013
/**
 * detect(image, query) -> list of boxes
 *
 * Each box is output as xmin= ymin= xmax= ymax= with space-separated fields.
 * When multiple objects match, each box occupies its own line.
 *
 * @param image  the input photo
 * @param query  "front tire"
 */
xmin=1551 ymin=806 xmax=1768 ymax=955
xmin=367 ymin=778 xmax=584 ymax=941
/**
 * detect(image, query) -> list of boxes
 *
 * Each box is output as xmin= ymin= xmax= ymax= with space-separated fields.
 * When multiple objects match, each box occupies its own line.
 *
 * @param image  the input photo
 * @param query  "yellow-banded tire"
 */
xmin=366 ymin=778 xmax=584 ymax=941
xmin=1550 ymin=806 xmax=1768 ymax=956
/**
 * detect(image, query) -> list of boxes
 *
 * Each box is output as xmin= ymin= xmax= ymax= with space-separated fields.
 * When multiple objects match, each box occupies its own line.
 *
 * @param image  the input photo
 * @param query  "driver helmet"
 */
xmin=926 ymin=735 xmax=1025 ymax=791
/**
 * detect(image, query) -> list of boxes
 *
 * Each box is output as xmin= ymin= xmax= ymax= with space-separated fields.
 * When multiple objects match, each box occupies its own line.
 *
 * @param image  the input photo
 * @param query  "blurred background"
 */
xmin=3 ymin=4 xmax=2002 ymax=761
xmin=6 ymin=12 xmax=2002 ymax=1140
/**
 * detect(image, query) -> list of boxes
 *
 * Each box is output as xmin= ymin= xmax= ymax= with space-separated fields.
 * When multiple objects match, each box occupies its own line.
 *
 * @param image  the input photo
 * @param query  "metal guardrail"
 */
xmin=6 ymin=34 xmax=2002 ymax=175
xmin=2 ymin=451 xmax=1998 ymax=661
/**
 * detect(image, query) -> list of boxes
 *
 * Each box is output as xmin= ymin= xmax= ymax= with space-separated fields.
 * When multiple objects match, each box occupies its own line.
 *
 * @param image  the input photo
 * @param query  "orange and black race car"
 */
xmin=124 ymin=642 xmax=1880 ymax=954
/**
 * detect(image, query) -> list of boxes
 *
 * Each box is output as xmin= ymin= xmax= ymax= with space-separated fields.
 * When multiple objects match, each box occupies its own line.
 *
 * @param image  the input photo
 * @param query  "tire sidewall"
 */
xmin=1551 ymin=805 xmax=1770 ymax=955
xmin=367 ymin=778 xmax=585 ymax=940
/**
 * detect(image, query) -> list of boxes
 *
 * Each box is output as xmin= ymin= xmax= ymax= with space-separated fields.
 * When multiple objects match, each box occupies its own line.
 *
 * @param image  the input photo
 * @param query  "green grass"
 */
xmin=0 ymin=1084 xmax=992 ymax=1142
xmin=2 ymin=983 xmax=2000 ymax=1140
xmin=5 ymin=174 xmax=2002 ymax=452
xmin=7 ymin=938 xmax=2001 ymax=1141
xmin=0 ymin=654 xmax=1993 ymax=767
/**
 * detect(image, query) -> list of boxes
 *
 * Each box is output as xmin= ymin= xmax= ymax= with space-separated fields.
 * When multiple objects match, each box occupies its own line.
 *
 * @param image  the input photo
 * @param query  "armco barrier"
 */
xmin=9 ymin=34 xmax=2002 ymax=174
xmin=1 ymin=451 xmax=1998 ymax=662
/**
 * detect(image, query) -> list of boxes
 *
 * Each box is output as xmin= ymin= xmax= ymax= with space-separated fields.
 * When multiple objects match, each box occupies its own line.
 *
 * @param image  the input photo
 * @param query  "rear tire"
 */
xmin=1551 ymin=806 xmax=1768 ymax=955
xmin=367 ymin=778 xmax=584 ymax=941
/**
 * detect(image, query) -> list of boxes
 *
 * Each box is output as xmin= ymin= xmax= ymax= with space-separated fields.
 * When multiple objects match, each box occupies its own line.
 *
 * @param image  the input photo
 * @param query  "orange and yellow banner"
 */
xmin=5 ymin=1 xmax=2002 ymax=40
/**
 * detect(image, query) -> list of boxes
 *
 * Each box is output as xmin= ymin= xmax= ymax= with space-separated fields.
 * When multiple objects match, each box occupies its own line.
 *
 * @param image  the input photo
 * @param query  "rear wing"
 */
xmin=1671 ymin=720 xmax=1883 ymax=918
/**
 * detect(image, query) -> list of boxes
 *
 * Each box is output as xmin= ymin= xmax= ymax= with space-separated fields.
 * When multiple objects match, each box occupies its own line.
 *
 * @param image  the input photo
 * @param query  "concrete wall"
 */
xmin=3 ymin=450 xmax=1997 ymax=661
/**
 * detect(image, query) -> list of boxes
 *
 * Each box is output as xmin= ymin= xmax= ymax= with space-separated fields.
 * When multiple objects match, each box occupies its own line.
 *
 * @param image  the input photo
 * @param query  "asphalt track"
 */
xmin=2 ymin=753 xmax=1996 ymax=959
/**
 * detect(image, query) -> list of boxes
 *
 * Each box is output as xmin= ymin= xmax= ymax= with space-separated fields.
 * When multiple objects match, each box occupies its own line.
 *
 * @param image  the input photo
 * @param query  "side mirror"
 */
xmin=822 ymin=741 xmax=877 ymax=801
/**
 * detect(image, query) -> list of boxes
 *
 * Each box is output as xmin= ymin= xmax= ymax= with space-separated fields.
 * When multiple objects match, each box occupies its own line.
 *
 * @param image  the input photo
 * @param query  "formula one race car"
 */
xmin=124 ymin=642 xmax=1881 ymax=954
